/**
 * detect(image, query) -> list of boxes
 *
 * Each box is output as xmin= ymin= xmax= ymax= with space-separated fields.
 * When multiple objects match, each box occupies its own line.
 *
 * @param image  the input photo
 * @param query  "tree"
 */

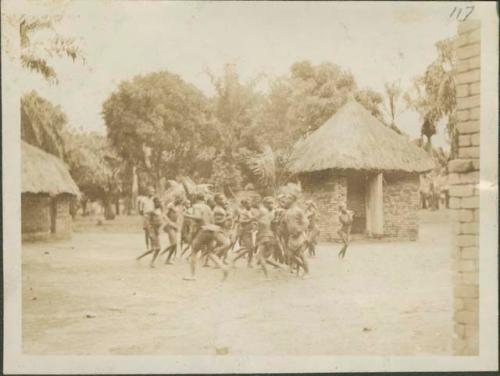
xmin=21 ymin=90 xmax=67 ymax=158
xmin=256 ymin=60 xmax=387 ymax=150
xmin=381 ymin=80 xmax=405 ymax=134
xmin=405 ymin=38 xmax=457 ymax=154
xmin=64 ymin=131 xmax=123 ymax=219
xmin=206 ymin=64 xmax=265 ymax=194
xmin=20 ymin=14 xmax=85 ymax=83
xmin=102 ymin=70 xmax=214 ymax=195
xmin=354 ymin=88 xmax=385 ymax=123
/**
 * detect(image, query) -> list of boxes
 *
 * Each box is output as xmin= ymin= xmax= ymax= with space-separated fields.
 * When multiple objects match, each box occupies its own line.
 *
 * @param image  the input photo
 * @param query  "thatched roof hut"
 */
xmin=289 ymin=100 xmax=434 ymax=242
xmin=289 ymin=100 xmax=435 ymax=174
xmin=22 ymin=141 xmax=79 ymax=241
xmin=22 ymin=141 xmax=79 ymax=196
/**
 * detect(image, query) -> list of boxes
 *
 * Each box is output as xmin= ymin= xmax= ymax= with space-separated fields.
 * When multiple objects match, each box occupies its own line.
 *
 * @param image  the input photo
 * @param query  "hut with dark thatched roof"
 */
xmin=22 ymin=141 xmax=80 ymax=241
xmin=289 ymin=99 xmax=435 ymax=241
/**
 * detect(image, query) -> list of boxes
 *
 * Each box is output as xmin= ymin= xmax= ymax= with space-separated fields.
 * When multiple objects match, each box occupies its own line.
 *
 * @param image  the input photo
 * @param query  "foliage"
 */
xmin=20 ymin=14 xmax=85 ymax=83
xmin=255 ymin=60 xmax=389 ymax=150
xmin=381 ymin=80 xmax=405 ymax=134
xmin=354 ymin=89 xmax=385 ymax=123
xmin=209 ymin=153 xmax=244 ymax=197
xmin=102 ymin=70 xmax=214 ymax=190
xmin=404 ymin=38 xmax=457 ymax=153
xmin=256 ymin=61 xmax=357 ymax=149
xmin=205 ymin=64 xmax=265 ymax=193
xmin=207 ymin=64 xmax=264 ymax=150
xmin=64 ymin=132 xmax=121 ymax=201
xmin=244 ymin=145 xmax=292 ymax=195
xmin=21 ymin=90 xmax=67 ymax=158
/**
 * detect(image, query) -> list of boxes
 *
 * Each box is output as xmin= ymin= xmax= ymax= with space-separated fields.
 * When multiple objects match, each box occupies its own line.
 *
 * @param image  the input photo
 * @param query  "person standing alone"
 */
xmin=337 ymin=204 xmax=354 ymax=259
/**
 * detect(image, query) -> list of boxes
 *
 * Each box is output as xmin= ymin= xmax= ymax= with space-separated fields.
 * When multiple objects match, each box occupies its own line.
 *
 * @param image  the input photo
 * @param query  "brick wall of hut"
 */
xmin=382 ymin=173 xmax=420 ymax=241
xmin=300 ymin=170 xmax=420 ymax=242
xmin=300 ymin=170 xmax=347 ymax=242
xmin=21 ymin=193 xmax=51 ymax=239
xmin=449 ymin=20 xmax=480 ymax=355
xmin=21 ymin=193 xmax=73 ymax=241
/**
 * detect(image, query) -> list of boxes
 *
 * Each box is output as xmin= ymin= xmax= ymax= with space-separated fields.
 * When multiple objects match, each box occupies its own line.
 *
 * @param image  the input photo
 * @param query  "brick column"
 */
xmin=449 ymin=20 xmax=480 ymax=355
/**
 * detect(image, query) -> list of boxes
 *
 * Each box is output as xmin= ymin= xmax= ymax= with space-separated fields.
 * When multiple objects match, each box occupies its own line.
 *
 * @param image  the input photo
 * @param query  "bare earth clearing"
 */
xmin=22 ymin=210 xmax=453 ymax=355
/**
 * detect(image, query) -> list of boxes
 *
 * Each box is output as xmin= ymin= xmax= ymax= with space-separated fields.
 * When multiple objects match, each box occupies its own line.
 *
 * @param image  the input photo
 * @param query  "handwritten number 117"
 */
xmin=450 ymin=6 xmax=475 ymax=22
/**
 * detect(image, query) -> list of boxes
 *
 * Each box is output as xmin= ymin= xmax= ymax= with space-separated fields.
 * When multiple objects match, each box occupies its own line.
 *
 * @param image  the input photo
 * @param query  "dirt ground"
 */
xmin=22 ymin=210 xmax=454 ymax=355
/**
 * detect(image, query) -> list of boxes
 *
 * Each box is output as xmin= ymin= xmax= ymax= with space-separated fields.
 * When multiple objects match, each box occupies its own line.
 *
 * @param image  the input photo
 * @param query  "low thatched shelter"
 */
xmin=289 ymin=99 xmax=435 ymax=241
xmin=22 ymin=141 xmax=80 ymax=241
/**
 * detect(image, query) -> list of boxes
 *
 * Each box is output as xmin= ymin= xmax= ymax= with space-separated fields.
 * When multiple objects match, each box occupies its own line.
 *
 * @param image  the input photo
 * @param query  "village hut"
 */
xmin=289 ymin=99 xmax=435 ymax=241
xmin=22 ymin=141 xmax=80 ymax=241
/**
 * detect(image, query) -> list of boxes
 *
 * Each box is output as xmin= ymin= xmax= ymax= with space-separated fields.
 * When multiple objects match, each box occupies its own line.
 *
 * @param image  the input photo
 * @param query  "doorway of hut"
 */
xmin=346 ymin=173 xmax=367 ymax=234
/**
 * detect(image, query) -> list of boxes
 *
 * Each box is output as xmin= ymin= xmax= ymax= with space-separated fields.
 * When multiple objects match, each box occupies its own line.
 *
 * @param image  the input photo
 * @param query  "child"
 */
xmin=338 ymin=205 xmax=354 ymax=259
xmin=148 ymin=197 xmax=164 ymax=267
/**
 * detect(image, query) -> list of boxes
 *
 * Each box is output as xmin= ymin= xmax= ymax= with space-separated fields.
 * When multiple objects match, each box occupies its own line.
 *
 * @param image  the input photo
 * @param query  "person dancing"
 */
xmin=337 ymin=204 xmax=354 ymax=259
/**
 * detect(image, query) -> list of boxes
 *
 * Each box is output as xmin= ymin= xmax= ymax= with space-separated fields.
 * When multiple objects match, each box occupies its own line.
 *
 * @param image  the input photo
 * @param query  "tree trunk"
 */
xmin=424 ymin=135 xmax=433 ymax=153
xmin=104 ymin=198 xmax=115 ymax=220
xmin=81 ymin=199 xmax=88 ymax=216
xmin=128 ymin=164 xmax=138 ymax=215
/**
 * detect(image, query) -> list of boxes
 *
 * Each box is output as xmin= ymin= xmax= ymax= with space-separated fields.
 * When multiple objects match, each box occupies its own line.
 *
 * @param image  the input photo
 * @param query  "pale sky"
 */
xmin=21 ymin=1 xmax=463 ymax=148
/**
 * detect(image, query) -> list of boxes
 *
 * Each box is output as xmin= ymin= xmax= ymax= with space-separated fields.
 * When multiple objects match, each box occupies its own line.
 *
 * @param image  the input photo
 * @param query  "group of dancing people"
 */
xmin=135 ymin=186 xmax=334 ymax=281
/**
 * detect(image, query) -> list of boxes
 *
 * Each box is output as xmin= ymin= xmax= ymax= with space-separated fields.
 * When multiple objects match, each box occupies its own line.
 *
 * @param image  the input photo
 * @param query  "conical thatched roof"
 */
xmin=22 ymin=141 xmax=80 ymax=195
xmin=289 ymin=100 xmax=435 ymax=174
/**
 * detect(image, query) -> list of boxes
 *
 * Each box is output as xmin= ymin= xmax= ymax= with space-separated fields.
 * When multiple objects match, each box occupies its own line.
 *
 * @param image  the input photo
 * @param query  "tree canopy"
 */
xmin=253 ymin=60 xmax=391 ymax=151
xmin=64 ymin=131 xmax=121 ymax=201
xmin=405 ymin=38 xmax=457 ymax=153
xmin=102 ymin=70 xmax=215 ymax=189
xmin=21 ymin=90 xmax=67 ymax=159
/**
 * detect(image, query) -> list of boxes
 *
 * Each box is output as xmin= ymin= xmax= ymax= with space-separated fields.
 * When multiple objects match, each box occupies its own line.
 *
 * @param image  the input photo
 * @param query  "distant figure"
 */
xmin=162 ymin=195 xmax=184 ymax=264
xmin=440 ymin=171 xmax=450 ymax=209
xmin=183 ymin=193 xmax=228 ymax=281
xmin=231 ymin=199 xmax=255 ymax=268
xmin=337 ymin=204 xmax=354 ymax=259
xmin=255 ymin=197 xmax=281 ymax=280
xmin=136 ymin=186 xmax=156 ymax=262
xmin=420 ymin=176 xmax=428 ymax=209
xmin=305 ymin=200 xmax=319 ymax=257
xmin=283 ymin=193 xmax=310 ymax=278
xmin=137 ymin=196 xmax=163 ymax=267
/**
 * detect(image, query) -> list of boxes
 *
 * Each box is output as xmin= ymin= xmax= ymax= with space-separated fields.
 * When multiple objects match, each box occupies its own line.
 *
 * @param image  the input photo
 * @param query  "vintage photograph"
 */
xmin=2 ymin=0 xmax=498 ymax=373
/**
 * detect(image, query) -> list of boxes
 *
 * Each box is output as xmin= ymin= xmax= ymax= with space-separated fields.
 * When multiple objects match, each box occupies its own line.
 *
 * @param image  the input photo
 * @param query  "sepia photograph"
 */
xmin=2 ymin=0 xmax=498 ymax=373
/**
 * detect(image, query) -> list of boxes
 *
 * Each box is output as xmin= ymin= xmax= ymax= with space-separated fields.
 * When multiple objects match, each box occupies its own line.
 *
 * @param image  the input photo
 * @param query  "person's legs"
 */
xmin=164 ymin=228 xmax=177 ymax=262
xmin=231 ymin=231 xmax=251 ymax=265
xmin=161 ymin=244 xmax=174 ymax=258
xmin=144 ymin=230 xmax=150 ymax=251
xmin=232 ymin=247 xmax=250 ymax=265
xmin=181 ymin=243 xmax=191 ymax=258
xmin=184 ymin=229 xmax=211 ymax=280
xmin=338 ymin=229 xmax=349 ymax=259
xmin=213 ymin=232 xmax=231 ymax=263
xmin=148 ymin=226 xmax=161 ymax=267
xmin=136 ymin=249 xmax=154 ymax=260
xmin=150 ymin=248 xmax=160 ymax=267
xmin=208 ymin=253 xmax=229 ymax=281
xmin=137 ymin=226 xmax=153 ymax=260
xmin=256 ymin=244 xmax=270 ymax=279
xmin=164 ymin=245 xmax=176 ymax=264
xmin=338 ymin=243 xmax=348 ymax=259
xmin=299 ymin=245 xmax=309 ymax=276
xmin=186 ymin=249 xmax=198 ymax=280
xmin=241 ymin=231 xmax=255 ymax=267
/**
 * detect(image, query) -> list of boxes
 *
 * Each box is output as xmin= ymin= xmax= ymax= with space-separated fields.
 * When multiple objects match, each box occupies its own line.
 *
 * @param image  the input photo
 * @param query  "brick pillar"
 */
xmin=449 ymin=20 xmax=480 ymax=355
